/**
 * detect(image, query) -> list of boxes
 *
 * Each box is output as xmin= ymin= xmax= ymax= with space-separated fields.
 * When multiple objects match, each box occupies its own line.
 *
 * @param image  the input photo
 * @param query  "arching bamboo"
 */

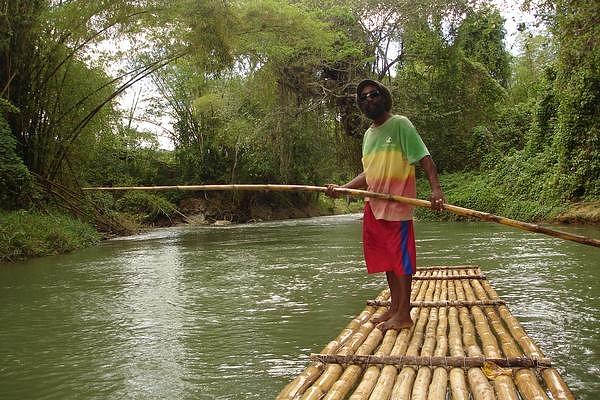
xmin=82 ymin=184 xmax=600 ymax=248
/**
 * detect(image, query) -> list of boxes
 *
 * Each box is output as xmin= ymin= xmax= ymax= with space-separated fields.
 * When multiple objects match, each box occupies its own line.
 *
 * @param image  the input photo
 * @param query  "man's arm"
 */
xmin=419 ymin=155 xmax=445 ymax=210
xmin=325 ymin=172 xmax=367 ymax=198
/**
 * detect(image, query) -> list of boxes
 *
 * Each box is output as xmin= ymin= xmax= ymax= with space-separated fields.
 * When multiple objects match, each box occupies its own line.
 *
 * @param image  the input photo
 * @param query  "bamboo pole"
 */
xmin=354 ymin=277 xmax=430 ymax=400
xmin=418 ymin=265 xmax=479 ymax=270
xmin=451 ymin=271 xmax=496 ymax=400
xmin=460 ymin=275 xmax=520 ymax=400
xmin=389 ymin=271 xmax=439 ymax=399
xmin=413 ymin=274 xmax=487 ymax=280
xmin=82 ymin=184 xmax=600 ymax=248
xmin=428 ymin=279 xmax=448 ymax=400
xmin=276 ymin=291 xmax=387 ymax=399
xmin=412 ymin=278 xmax=444 ymax=400
xmin=300 ymin=305 xmax=388 ymax=400
xmin=409 ymin=279 xmax=439 ymax=400
xmin=479 ymin=281 xmax=575 ymax=400
xmin=447 ymin=280 xmax=470 ymax=400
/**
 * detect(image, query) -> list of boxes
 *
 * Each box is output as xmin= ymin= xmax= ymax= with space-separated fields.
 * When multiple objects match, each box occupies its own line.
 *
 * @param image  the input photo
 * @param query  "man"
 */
xmin=326 ymin=79 xmax=444 ymax=332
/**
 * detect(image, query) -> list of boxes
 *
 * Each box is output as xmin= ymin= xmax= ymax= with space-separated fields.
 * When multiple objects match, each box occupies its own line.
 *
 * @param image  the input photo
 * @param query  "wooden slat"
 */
xmin=366 ymin=299 xmax=506 ymax=308
xmin=309 ymin=354 xmax=552 ymax=369
xmin=413 ymin=274 xmax=486 ymax=281
xmin=418 ymin=265 xmax=480 ymax=271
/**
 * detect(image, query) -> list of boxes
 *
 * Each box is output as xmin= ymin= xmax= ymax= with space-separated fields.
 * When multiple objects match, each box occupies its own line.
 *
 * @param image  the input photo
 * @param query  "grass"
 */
xmin=0 ymin=210 xmax=101 ymax=263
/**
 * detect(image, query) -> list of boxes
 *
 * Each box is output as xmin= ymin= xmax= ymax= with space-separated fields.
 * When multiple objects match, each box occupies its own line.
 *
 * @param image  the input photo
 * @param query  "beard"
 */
xmin=362 ymin=101 xmax=387 ymax=120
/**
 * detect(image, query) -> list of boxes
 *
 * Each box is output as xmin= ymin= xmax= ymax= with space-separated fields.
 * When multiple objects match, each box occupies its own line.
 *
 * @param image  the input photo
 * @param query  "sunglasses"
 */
xmin=358 ymin=89 xmax=381 ymax=102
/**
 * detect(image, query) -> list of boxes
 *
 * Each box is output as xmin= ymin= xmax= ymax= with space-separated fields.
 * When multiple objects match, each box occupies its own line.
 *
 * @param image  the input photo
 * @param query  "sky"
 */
xmin=117 ymin=1 xmax=539 ymax=150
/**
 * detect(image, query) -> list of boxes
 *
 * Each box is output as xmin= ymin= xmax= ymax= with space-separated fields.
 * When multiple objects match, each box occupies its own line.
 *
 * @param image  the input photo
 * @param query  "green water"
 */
xmin=1 ymin=215 xmax=599 ymax=399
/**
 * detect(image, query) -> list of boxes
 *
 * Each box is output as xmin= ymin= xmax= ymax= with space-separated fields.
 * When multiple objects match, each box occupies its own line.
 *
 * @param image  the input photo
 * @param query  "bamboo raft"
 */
xmin=277 ymin=265 xmax=574 ymax=400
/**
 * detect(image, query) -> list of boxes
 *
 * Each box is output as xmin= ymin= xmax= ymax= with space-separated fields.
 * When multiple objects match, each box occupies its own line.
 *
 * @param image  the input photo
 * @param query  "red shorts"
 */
xmin=362 ymin=202 xmax=416 ymax=276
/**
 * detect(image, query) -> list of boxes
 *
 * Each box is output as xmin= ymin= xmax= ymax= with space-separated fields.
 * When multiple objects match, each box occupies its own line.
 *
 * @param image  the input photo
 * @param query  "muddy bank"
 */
xmin=175 ymin=192 xmax=329 ymax=225
xmin=553 ymin=201 xmax=600 ymax=225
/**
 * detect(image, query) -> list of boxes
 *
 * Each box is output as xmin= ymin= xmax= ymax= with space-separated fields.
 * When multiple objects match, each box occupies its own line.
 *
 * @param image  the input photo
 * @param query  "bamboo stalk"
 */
xmin=277 ymin=291 xmax=387 ymax=399
xmin=428 ymin=280 xmax=449 ymax=400
xmin=447 ymin=279 xmax=470 ymax=400
xmin=451 ymin=272 xmax=496 ymax=400
xmin=321 ymin=318 xmax=387 ymax=400
xmin=323 ymin=284 xmax=414 ymax=400
xmin=479 ymin=280 xmax=575 ymax=400
xmin=354 ymin=277 xmax=431 ymax=400
xmin=418 ymin=265 xmax=480 ymax=271
xmin=389 ymin=271 xmax=441 ymax=399
xmin=460 ymin=277 xmax=520 ymax=400
xmin=411 ymin=278 xmax=442 ymax=400
xmin=300 ymin=309 xmax=386 ymax=400
xmin=82 ymin=184 xmax=600 ymax=247
xmin=366 ymin=299 xmax=506 ymax=307
xmin=473 ymin=282 xmax=546 ymax=399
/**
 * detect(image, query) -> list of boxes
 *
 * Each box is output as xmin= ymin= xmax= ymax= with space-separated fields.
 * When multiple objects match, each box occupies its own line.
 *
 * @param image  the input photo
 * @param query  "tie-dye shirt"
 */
xmin=362 ymin=115 xmax=429 ymax=221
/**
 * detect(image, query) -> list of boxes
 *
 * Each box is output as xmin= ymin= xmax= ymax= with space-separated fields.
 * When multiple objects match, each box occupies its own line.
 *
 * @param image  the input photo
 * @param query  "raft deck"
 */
xmin=277 ymin=265 xmax=574 ymax=400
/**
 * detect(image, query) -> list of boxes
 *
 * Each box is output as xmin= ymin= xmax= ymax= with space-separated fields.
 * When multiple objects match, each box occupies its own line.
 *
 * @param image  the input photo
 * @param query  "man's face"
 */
xmin=358 ymin=85 xmax=386 ymax=120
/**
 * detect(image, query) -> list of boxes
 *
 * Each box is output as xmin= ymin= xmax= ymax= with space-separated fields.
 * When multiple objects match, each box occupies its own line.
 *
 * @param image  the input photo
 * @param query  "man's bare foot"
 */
xmin=377 ymin=316 xmax=413 ymax=332
xmin=371 ymin=309 xmax=396 ymax=324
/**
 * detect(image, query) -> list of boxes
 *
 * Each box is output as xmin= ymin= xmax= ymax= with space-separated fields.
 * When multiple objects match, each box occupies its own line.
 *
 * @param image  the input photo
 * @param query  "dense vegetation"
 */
xmin=1 ymin=0 xmax=598 ymax=261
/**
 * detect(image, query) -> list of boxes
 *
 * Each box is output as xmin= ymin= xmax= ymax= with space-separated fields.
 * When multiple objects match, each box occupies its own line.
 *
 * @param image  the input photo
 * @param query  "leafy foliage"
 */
xmin=0 ymin=0 xmax=598 ymax=244
xmin=0 ymin=210 xmax=100 ymax=262
xmin=0 ymin=104 xmax=34 ymax=210
xmin=115 ymin=191 xmax=178 ymax=223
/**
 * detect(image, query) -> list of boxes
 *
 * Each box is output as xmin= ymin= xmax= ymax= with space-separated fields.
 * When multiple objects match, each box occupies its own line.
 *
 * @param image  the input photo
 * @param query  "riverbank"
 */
xmin=2 ymin=187 xmax=598 ymax=263
xmin=0 ymin=211 xmax=101 ymax=263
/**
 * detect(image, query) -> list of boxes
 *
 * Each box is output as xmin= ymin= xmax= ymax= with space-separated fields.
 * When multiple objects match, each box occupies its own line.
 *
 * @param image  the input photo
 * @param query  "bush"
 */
xmin=0 ymin=211 xmax=101 ymax=262
xmin=415 ymin=166 xmax=568 ymax=223
xmin=115 ymin=192 xmax=178 ymax=223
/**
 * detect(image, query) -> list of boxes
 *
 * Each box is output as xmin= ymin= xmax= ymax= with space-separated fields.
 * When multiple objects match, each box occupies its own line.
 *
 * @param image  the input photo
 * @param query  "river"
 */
xmin=1 ymin=215 xmax=598 ymax=399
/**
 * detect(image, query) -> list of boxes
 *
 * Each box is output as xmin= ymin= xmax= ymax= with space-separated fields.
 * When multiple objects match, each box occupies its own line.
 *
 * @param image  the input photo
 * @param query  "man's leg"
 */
xmin=378 ymin=273 xmax=413 ymax=331
xmin=372 ymin=271 xmax=399 ymax=323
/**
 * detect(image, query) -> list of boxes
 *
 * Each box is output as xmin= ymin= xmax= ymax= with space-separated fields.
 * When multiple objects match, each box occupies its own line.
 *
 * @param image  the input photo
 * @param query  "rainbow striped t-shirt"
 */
xmin=362 ymin=115 xmax=430 ymax=221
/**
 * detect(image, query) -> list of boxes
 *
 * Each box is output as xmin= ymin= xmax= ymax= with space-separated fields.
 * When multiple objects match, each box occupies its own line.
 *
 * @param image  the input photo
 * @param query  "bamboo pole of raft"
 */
xmin=297 ymin=289 xmax=396 ymax=400
xmin=328 ymin=278 xmax=427 ymax=400
xmin=82 ymin=184 xmax=600 ymax=248
xmin=411 ymin=276 xmax=443 ymax=400
xmin=354 ymin=275 xmax=432 ymax=399
xmin=451 ymin=271 xmax=496 ymax=400
xmin=447 ymin=280 xmax=470 ymax=400
xmin=276 ymin=290 xmax=388 ymax=400
xmin=428 ymin=279 xmax=448 ymax=400
xmin=388 ymin=272 xmax=437 ymax=399
xmin=458 ymin=270 xmax=521 ymax=400
xmin=479 ymin=280 xmax=575 ymax=400
xmin=468 ymin=277 xmax=547 ymax=400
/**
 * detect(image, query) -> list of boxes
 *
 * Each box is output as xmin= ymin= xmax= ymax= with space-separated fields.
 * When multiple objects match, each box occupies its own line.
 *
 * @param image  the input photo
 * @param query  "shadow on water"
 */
xmin=0 ymin=215 xmax=598 ymax=399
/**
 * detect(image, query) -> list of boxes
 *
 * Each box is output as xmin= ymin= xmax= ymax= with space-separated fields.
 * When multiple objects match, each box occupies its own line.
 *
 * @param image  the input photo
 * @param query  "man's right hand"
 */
xmin=325 ymin=184 xmax=341 ymax=198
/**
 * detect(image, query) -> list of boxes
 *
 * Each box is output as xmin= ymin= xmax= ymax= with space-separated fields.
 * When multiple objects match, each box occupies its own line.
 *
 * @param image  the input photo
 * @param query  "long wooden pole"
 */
xmin=82 ymin=184 xmax=600 ymax=248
